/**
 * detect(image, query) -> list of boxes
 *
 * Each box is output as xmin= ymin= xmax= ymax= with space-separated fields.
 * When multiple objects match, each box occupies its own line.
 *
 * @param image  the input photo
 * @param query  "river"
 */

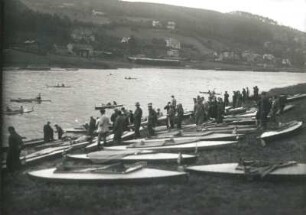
xmin=2 ymin=68 xmax=306 ymax=145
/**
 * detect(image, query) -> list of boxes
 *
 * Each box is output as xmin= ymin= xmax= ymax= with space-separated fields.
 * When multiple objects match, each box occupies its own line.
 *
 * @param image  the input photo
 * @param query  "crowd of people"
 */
xmin=6 ymin=85 xmax=289 ymax=172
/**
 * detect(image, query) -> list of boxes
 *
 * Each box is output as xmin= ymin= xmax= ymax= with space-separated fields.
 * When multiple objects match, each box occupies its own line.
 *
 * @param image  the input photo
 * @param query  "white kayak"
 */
xmin=287 ymin=93 xmax=306 ymax=102
xmin=186 ymin=162 xmax=306 ymax=180
xmin=86 ymin=130 xmax=136 ymax=151
xmin=67 ymin=152 xmax=197 ymax=163
xmin=105 ymin=140 xmax=237 ymax=152
xmin=28 ymin=167 xmax=188 ymax=184
xmin=260 ymin=120 xmax=303 ymax=142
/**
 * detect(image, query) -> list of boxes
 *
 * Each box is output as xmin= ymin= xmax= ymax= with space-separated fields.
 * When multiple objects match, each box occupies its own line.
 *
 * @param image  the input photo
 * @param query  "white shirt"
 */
xmin=96 ymin=115 xmax=111 ymax=133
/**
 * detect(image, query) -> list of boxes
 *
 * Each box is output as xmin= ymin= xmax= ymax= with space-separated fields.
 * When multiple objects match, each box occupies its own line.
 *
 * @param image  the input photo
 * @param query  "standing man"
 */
xmin=113 ymin=110 xmax=125 ymax=145
xmin=224 ymin=91 xmax=229 ymax=107
xmin=168 ymin=105 xmax=176 ymax=129
xmin=88 ymin=116 xmax=97 ymax=137
xmin=164 ymin=102 xmax=171 ymax=128
xmin=256 ymin=92 xmax=271 ymax=130
xmin=43 ymin=121 xmax=54 ymax=142
xmin=54 ymin=124 xmax=64 ymax=140
xmin=96 ymin=109 xmax=111 ymax=149
xmin=147 ymin=103 xmax=157 ymax=137
xmin=6 ymin=126 xmax=24 ymax=172
xmin=176 ymin=104 xmax=184 ymax=129
xmin=133 ymin=102 xmax=143 ymax=138
xmin=171 ymin=95 xmax=177 ymax=110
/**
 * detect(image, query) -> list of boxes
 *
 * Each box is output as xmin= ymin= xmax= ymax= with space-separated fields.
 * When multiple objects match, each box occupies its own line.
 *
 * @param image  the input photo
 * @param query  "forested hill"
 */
xmin=4 ymin=0 xmax=306 ymax=67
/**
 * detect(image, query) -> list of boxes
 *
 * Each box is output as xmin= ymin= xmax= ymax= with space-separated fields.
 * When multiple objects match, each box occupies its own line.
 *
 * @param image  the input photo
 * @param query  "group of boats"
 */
xmin=3 ymin=92 xmax=306 ymax=184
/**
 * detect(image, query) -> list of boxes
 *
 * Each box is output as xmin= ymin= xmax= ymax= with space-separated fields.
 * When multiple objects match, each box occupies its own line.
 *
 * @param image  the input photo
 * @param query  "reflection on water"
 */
xmin=2 ymin=68 xmax=306 ymax=144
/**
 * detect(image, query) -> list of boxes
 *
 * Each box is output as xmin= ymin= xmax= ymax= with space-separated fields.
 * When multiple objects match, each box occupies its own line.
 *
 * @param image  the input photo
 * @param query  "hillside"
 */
xmin=3 ymin=0 xmax=306 ymax=69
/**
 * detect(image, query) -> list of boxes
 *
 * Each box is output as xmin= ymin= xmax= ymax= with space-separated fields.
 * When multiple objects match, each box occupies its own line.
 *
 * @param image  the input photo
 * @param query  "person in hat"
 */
xmin=113 ymin=110 xmax=125 ymax=145
xmin=88 ymin=116 xmax=97 ymax=137
xmin=171 ymin=95 xmax=177 ymax=110
xmin=147 ymin=103 xmax=157 ymax=137
xmin=176 ymin=103 xmax=184 ymax=129
xmin=96 ymin=109 xmax=111 ymax=149
xmin=6 ymin=126 xmax=24 ymax=172
xmin=133 ymin=102 xmax=142 ymax=138
xmin=43 ymin=121 xmax=54 ymax=142
xmin=54 ymin=124 xmax=64 ymax=140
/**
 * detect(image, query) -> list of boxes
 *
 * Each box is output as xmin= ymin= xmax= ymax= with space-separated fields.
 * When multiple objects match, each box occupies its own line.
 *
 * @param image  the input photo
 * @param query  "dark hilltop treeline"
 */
xmin=3 ymin=0 xmax=306 ymax=69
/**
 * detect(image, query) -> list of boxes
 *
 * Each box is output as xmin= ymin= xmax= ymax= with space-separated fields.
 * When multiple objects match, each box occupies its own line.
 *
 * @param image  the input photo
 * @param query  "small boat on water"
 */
xmin=10 ymin=98 xmax=51 ymax=103
xmin=68 ymin=150 xmax=197 ymax=164
xmin=125 ymin=77 xmax=137 ymax=80
xmin=3 ymin=107 xmax=34 ymax=115
xmin=105 ymin=140 xmax=238 ymax=152
xmin=46 ymin=84 xmax=71 ymax=88
xmin=186 ymin=161 xmax=306 ymax=181
xmin=287 ymin=93 xmax=306 ymax=102
xmin=28 ymin=163 xmax=188 ymax=184
xmin=95 ymin=104 xmax=124 ymax=110
xmin=260 ymin=120 xmax=303 ymax=143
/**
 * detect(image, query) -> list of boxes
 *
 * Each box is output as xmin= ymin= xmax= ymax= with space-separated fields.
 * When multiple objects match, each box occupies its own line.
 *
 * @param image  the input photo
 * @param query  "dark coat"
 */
xmin=7 ymin=132 xmax=23 ymax=171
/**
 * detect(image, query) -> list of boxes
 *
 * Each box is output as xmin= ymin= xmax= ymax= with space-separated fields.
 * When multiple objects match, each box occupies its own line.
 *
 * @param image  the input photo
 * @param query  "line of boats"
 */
xmin=4 ymin=92 xmax=306 ymax=184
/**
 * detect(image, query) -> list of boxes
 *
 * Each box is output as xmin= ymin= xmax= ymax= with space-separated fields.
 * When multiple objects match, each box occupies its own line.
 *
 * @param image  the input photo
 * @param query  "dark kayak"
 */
xmin=10 ymin=98 xmax=51 ymax=103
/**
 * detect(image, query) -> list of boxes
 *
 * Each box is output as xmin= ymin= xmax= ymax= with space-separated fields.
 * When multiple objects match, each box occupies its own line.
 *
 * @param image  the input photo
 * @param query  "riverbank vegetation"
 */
xmin=3 ymin=0 xmax=306 ymax=71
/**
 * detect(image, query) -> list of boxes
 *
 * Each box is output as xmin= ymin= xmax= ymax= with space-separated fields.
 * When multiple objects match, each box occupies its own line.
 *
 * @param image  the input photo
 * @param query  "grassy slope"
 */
xmin=2 ymin=84 xmax=306 ymax=215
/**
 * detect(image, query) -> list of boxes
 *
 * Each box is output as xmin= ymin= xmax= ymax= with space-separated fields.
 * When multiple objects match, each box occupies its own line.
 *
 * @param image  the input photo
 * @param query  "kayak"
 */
xmin=287 ymin=93 xmax=306 ymax=102
xmin=28 ymin=166 xmax=188 ymax=184
xmin=46 ymin=85 xmax=71 ymax=88
xmin=17 ymin=141 xmax=91 ymax=167
xmin=152 ymin=132 xmax=242 ymax=141
xmin=65 ymin=127 xmax=88 ymax=134
xmin=186 ymin=162 xmax=306 ymax=180
xmin=3 ymin=108 xmax=34 ymax=115
xmin=260 ymin=120 xmax=303 ymax=143
xmin=67 ymin=152 xmax=197 ymax=164
xmin=10 ymin=98 xmax=51 ymax=103
xmin=225 ymin=107 xmax=247 ymax=115
xmin=123 ymin=137 xmax=200 ymax=147
xmin=95 ymin=104 xmax=124 ymax=110
xmin=105 ymin=140 xmax=237 ymax=152
xmin=85 ymin=130 xmax=136 ymax=151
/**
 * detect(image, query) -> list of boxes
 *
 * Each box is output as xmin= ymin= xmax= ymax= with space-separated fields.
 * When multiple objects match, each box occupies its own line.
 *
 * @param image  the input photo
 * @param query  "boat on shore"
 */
xmin=67 ymin=151 xmax=197 ymax=164
xmin=28 ymin=163 xmax=188 ymax=184
xmin=105 ymin=140 xmax=238 ymax=152
xmin=186 ymin=161 xmax=306 ymax=181
xmin=260 ymin=120 xmax=303 ymax=143
xmin=287 ymin=93 xmax=306 ymax=102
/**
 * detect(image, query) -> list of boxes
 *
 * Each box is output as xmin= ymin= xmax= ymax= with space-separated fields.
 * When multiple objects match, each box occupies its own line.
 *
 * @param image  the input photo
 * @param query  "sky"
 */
xmin=123 ymin=0 xmax=306 ymax=32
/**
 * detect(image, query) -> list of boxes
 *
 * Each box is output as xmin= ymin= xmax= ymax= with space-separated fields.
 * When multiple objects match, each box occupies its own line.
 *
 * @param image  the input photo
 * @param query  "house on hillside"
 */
xmin=167 ymin=49 xmax=180 ymax=58
xmin=167 ymin=21 xmax=176 ymax=30
xmin=92 ymin=10 xmax=105 ymax=16
xmin=71 ymin=28 xmax=95 ymax=43
xmin=67 ymin=43 xmax=94 ymax=58
xmin=263 ymin=54 xmax=275 ymax=61
xmin=152 ymin=20 xmax=162 ymax=28
xmin=241 ymin=51 xmax=262 ymax=63
xmin=165 ymin=38 xmax=180 ymax=57
xmin=215 ymin=51 xmax=240 ymax=62
xmin=282 ymin=58 xmax=291 ymax=66
xmin=121 ymin=37 xmax=131 ymax=43
xmin=165 ymin=38 xmax=181 ymax=50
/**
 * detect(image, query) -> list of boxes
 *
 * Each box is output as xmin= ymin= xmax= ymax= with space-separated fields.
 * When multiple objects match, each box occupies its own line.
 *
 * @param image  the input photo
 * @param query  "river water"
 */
xmin=2 ymin=68 xmax=306 ymax=145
